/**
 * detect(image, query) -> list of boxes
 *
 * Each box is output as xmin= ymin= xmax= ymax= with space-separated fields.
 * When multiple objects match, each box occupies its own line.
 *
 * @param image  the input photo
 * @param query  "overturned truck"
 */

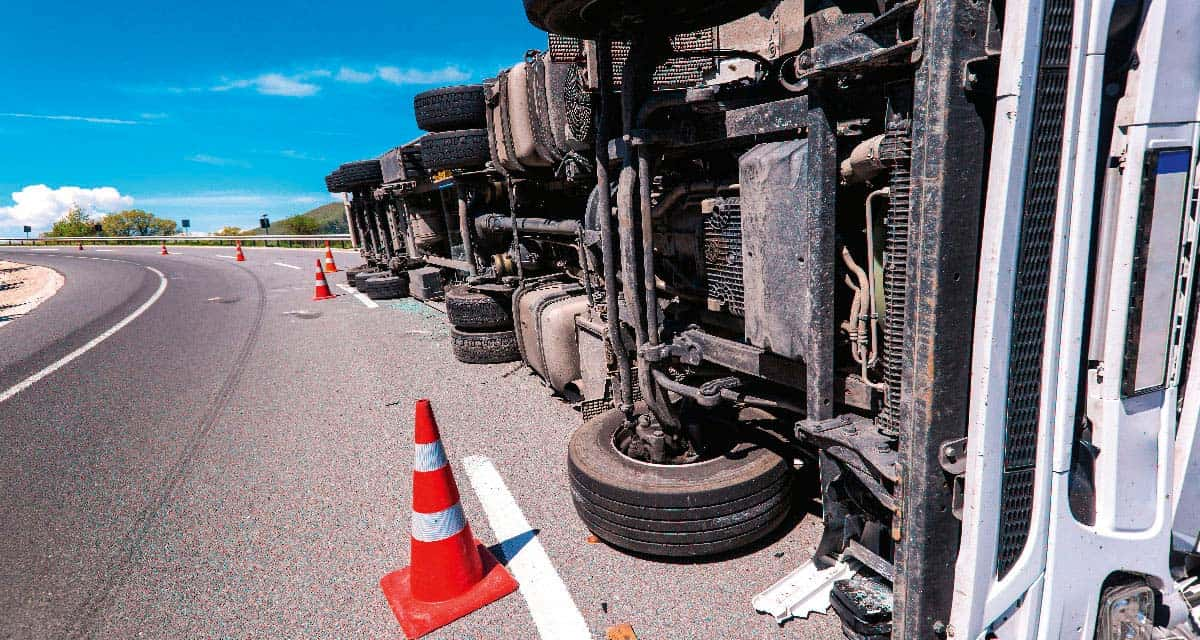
xmin=326 ymin=0 xmax=1200 ymax=637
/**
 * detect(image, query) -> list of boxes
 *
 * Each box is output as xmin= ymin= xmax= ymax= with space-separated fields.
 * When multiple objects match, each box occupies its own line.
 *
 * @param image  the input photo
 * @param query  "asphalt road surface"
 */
xmin=0 ymin=245 xmax=837 ymax=639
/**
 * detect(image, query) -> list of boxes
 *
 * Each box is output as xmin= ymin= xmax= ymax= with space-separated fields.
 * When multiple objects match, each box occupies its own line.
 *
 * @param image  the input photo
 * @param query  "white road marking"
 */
xmin=0 ymin=264 xmax=168 ymax=404
xmin=31 ymin=248 xmax=59 ymax=251
xmin=462 ymin=456 xmax=590 ymax=640
xmin=93 ymin=249 xmax=115 ymax=252
xmin=273 ymin=262 xmax=301 ymax=270
xmin=215 ymin=254 xmax=236 ymax=259
xmin=335 ymin=283 xmax=378 ymax=308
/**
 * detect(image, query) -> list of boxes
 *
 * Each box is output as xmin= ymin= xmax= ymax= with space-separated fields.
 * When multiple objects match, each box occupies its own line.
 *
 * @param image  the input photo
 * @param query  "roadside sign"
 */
xmin=23 ymin=225 xmax=31 ymax=238
xmin=182 ymin=219 xmax=190 ymax=228
xmin=260 ymin=216 xmax=270 ymax=230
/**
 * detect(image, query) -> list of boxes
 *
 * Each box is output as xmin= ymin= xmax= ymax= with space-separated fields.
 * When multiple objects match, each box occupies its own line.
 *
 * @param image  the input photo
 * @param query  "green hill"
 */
xmin=238 ymin=202 xmax=348 ymax=235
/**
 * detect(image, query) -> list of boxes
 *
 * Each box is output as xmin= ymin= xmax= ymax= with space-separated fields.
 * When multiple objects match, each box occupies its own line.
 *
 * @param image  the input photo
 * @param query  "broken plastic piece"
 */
xmin=752 ymin=557 xmax=860 ymax=623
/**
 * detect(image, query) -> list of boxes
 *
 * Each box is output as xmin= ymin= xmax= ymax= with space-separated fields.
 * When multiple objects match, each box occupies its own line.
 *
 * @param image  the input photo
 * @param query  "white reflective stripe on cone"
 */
xmin=411 ymin=503 xmax=467 ymax=542
xmin=414 ymin=441 xmax=448 ymax=472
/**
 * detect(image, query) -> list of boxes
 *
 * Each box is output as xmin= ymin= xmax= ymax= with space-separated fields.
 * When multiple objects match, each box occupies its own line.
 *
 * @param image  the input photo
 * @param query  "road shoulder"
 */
xmin=0 ymin=259 xmax=64 ymax=326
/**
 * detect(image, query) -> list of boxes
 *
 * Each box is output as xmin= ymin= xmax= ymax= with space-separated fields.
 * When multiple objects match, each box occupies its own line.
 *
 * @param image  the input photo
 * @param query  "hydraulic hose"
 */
xmin=594 ymin=40 xmax=634 ymax=413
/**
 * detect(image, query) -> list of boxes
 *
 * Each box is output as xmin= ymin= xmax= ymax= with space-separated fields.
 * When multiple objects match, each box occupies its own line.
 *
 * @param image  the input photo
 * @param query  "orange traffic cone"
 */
xmin=323 ymin=240 xmax=338 ymax=273
xmin=313 ymin=259 xmax=336 ymax=300
xmin=160 ymin=242 xmax=169 ymax=255
xmin=77 ymin=242 xmax=84 ymax=251
xmin=380 ymin=400 xmax=518 ymax=638
xmin=235 ymin=241 xmax=246 ymax=262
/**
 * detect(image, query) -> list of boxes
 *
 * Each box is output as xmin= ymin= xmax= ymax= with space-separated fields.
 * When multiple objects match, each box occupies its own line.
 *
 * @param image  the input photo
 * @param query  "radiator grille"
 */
xmin=997 ymin=0 xmax=1075 ymax=578
xmin=581 ymin=369 xmax=643 ymax=421
xmin=880 ymin=120 xmax=913 ymax=437
xmin=548 ymin=32 xmax=718 ymax=90
xmin=704 ymin=198 xmax=744 ymax=316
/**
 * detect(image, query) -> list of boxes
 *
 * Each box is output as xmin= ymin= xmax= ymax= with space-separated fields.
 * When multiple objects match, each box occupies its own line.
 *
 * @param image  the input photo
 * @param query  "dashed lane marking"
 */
xmin=215 ymin=255 xmax=236 ymax=259
xmin=273 ymin=262 xmax=301 ymax=270
xmin=462 ymin=455 xmax=591 ymax=640
xmin=94 ymin=249 xmax=114 ymax=252
xmin=335 ymin=283 xmax=378 ymax=309
xmin=0 ymin=262 xmax=168 ymax=403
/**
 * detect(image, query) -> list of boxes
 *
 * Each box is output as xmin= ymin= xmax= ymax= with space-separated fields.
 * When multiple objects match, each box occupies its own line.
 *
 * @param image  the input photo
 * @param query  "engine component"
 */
xmin=739 ymin=136 xmax=835 ymax=420
xmin=879 ymin=119 xmax=912 ymax=438
xmin=840 ymin=134 xmax=887 ymax=185
xmin=513 ymin=280 xmax=590 ymax=395
xmin=486 ymin=53 xmax=591 ymax=177
xmin=702 ymin=197 xmax=745 ymax=316
xmin=402 ymin=196 xmax=449 ymax=254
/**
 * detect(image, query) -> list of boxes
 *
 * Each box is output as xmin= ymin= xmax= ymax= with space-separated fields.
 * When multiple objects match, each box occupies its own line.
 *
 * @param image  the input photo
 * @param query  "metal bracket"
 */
xmin=937 ymin=437 xmax=968 ymax=475
xmin=753 ymin=557 xmax=861 ymax=623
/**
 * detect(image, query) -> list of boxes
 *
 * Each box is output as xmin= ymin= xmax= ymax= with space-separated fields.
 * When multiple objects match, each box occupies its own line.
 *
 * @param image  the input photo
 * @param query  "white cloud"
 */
xmin=328 ymin=64 xmax=472 ymax=87
xmin=197 ymin=63 xmax=471 ymax=98
xmin=377 ymin=65 xmax=470 ymax=85
xmin=0 ymin=185 xmax=134 ymax=229
xmin=0 ymin=112 xmax=138 ymax=125
xmin=214 ymin=73 xmax=320 ymax=97
xmin=278 ymin=149 xmax=325 ymax=161
xmin=188 ymin=154 xmax=251 ymax=168
xmin=335 ymin=66 xmax=375 ymax=84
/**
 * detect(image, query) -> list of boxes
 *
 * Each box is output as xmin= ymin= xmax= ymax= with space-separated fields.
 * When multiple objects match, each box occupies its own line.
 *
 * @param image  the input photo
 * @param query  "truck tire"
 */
xmin=524 ymin=0 xmax=764 ymax=38
xmin=415 ymin=85 xmax=487 ymax=132
xmin=324 ymin=171 xmax=346 ymax=193
xmin=344 ymin=265 xmax=366 ymax=285
xmin=450 ymin=327 xmax=520 ymax=364
xmin=568 ymin=405 xmax=793 ymax=557
xmin=338 ymin=160 xmax=383 ymax=189
xmin=363 ymin=274 xmax=410 ymax=300
xmin=445 ymin=284 xmax=511 ymax=329
xmin=420 ymin=130 xmax=491 ymax=171
xmin=353 ymin=270 xmax=385 ymax=291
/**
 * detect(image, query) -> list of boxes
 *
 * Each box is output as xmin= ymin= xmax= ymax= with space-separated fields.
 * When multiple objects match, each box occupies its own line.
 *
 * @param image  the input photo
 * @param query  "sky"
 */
xmin=0 ymin=1 xmax=545 ymax=234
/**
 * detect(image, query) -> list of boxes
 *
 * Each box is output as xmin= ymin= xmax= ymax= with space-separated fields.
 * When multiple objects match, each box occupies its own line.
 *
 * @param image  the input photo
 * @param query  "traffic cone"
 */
xmin=380 ymin=400 xmax=518 ymax=638
xmin=313 ymin=259 xmax=336 ymax=301
xmin=160 ymin=242 xmax=169 ymax=255
xmin=235 ymin=241 xmax=246 ymax=262
xmin=323 ymin=240 xmax=338 ymax=273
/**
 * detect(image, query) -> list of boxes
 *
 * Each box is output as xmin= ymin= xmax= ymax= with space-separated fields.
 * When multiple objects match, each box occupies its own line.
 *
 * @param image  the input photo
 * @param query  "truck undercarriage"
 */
xmin=323 ymin=0 xmax=1200 ymax=637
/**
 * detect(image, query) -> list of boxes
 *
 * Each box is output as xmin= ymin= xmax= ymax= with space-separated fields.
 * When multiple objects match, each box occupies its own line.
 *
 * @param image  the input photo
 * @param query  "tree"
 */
xmin=47 ymin=206 xmax=96 ymax=237
xmin=215 ymin=226 xmax=243 ymax=236
xmin=100 ymin=209 xmax=177 ymax=236
xmin=278 ymin=214 xmax=320 ymax=235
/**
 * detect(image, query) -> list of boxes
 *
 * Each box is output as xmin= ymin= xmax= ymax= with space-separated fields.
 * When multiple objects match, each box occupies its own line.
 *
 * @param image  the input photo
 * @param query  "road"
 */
xmin=0 ymin=245 xmax=836 ymax=639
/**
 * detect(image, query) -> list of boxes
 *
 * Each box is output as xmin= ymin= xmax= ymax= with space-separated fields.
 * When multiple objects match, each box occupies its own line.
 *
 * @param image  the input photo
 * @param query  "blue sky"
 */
xmin=0 ymin=0 xmax=544 ymax=234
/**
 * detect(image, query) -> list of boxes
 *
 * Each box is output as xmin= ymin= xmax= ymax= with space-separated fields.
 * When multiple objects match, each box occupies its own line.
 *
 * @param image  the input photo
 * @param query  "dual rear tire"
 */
xmin=445 ymin=284 xmax=519 ymax=364
xmin=568 ymin=405 xmax=794 ymax=557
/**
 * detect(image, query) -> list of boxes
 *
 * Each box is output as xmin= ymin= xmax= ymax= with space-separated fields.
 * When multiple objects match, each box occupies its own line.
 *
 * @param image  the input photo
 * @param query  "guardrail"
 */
xmin=0 ymin=235 xmax=355 ymax=249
